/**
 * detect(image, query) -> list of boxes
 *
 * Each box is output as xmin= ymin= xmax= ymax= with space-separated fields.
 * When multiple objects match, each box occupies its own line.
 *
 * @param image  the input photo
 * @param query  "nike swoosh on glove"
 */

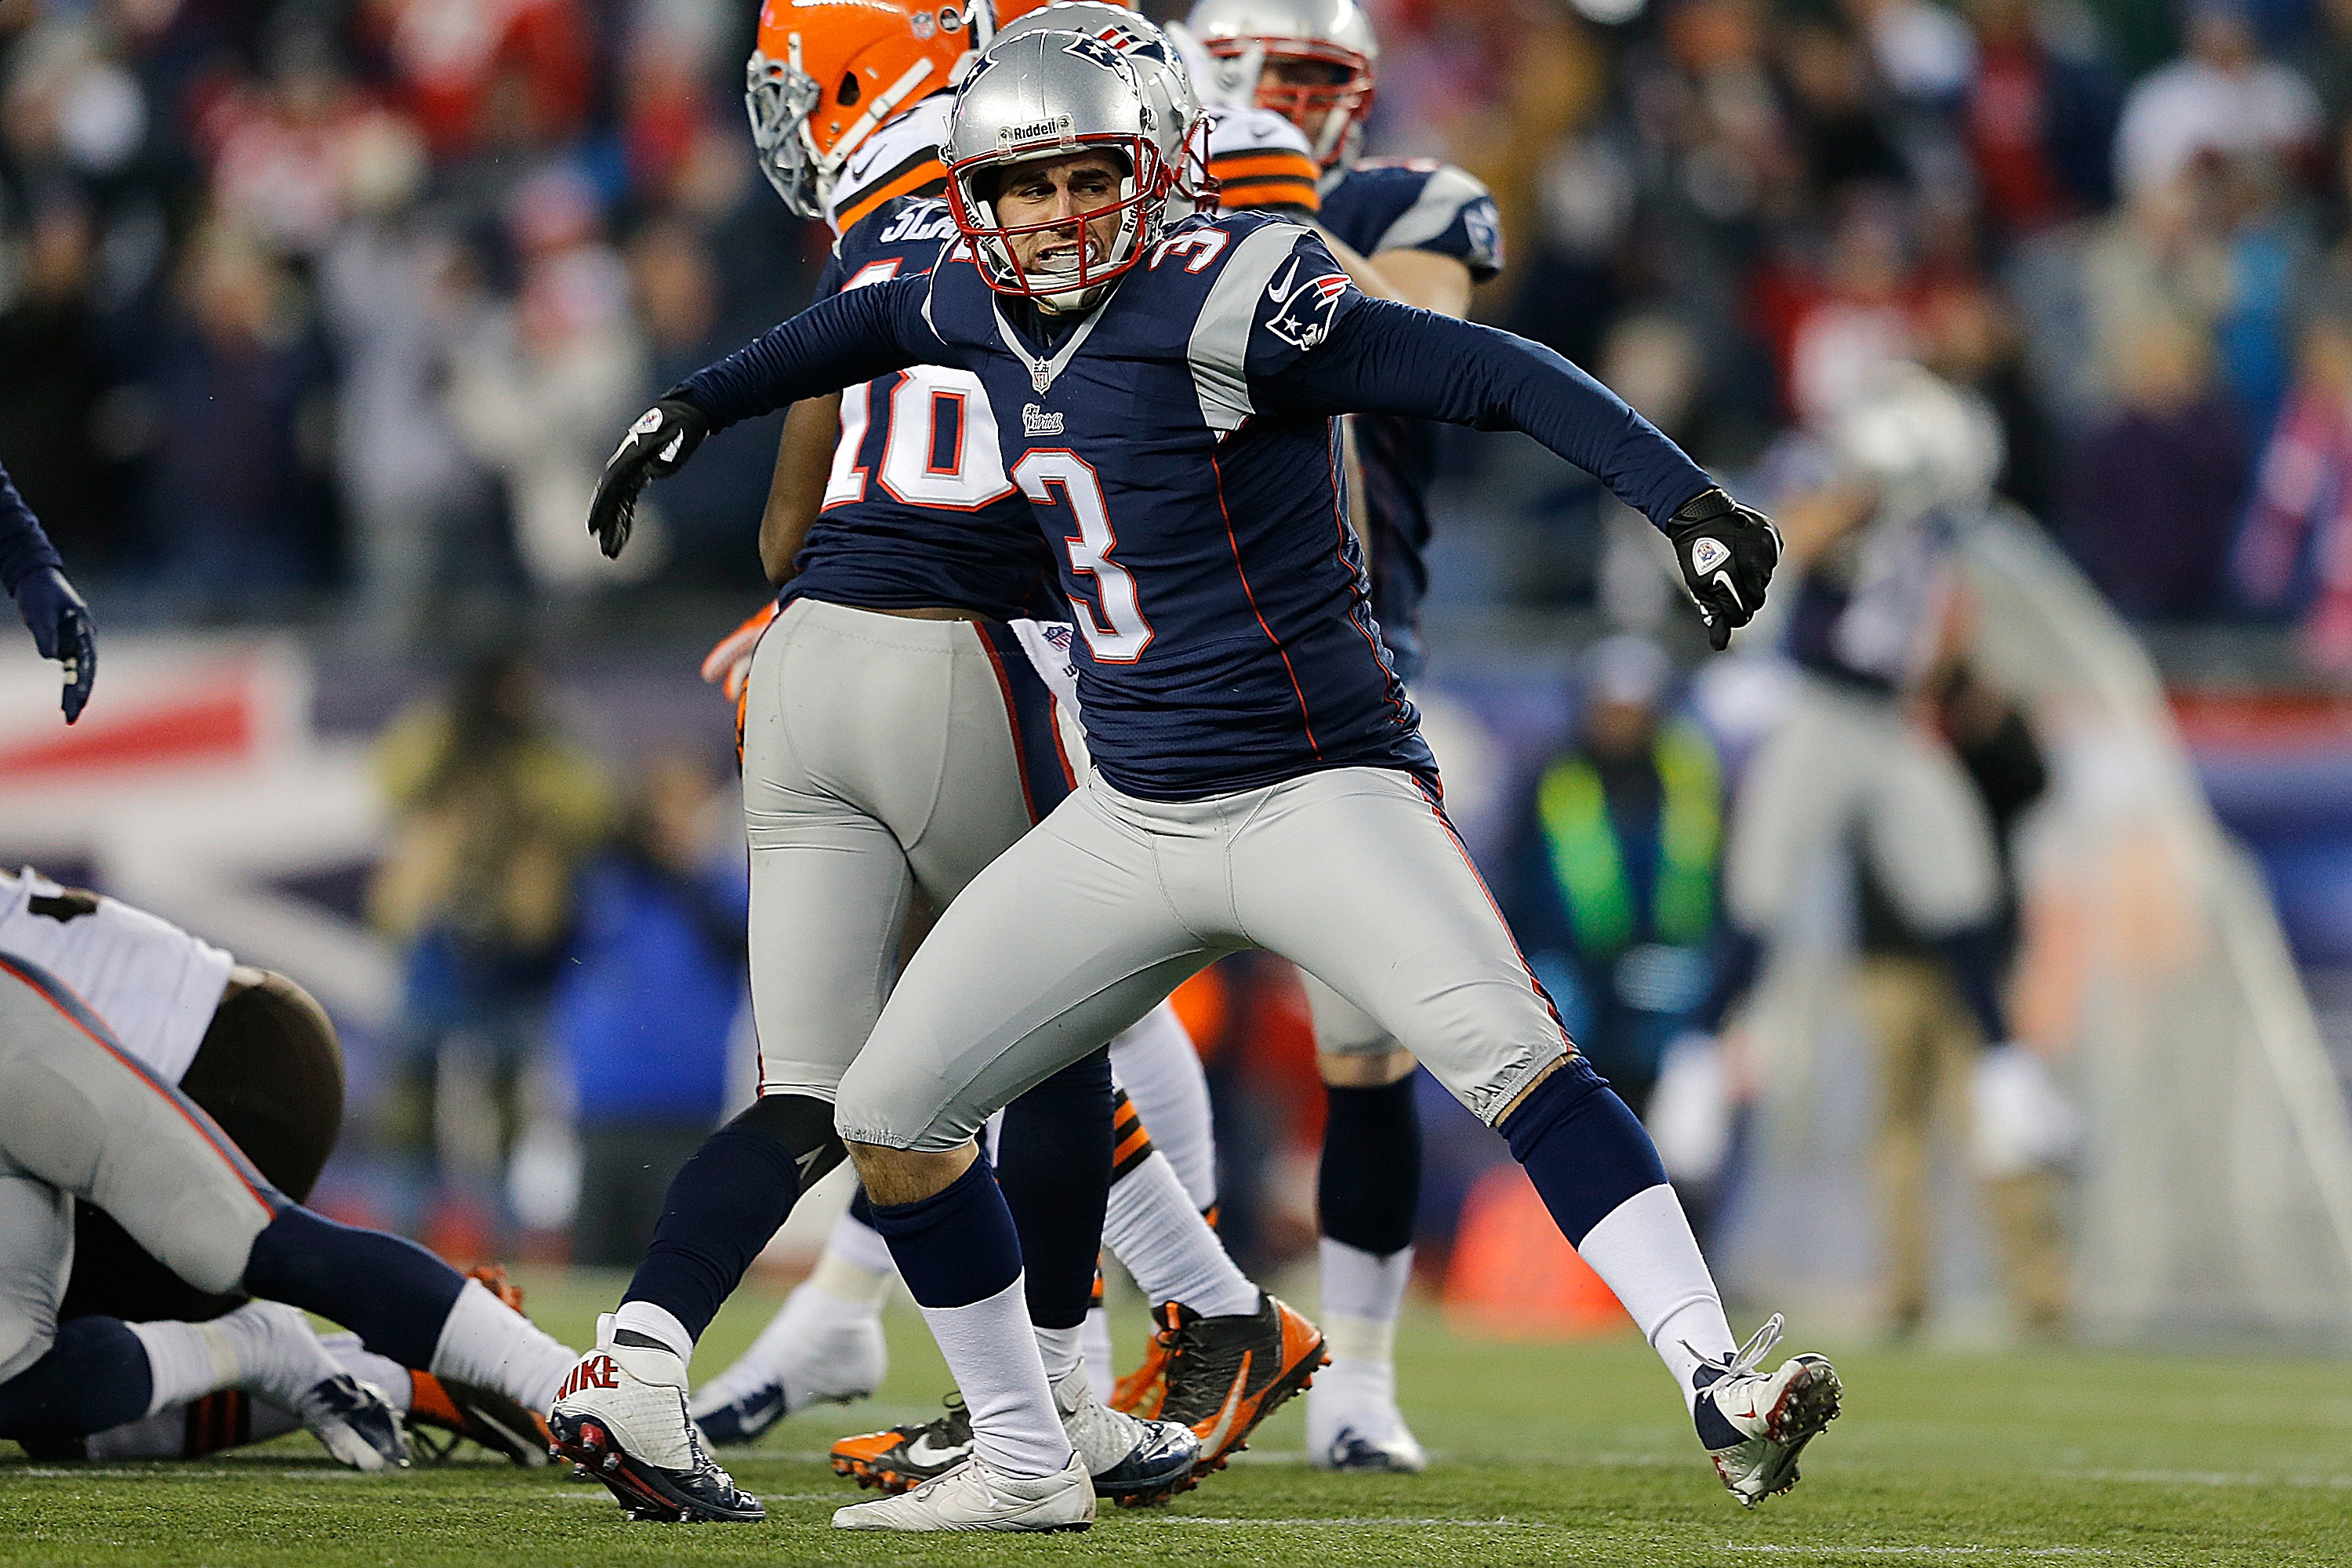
xmin=13 ymin=566 xmax=96 ymax=723
xmin=589 ymin=396 xmax=709 ymax=559
xmin=1668 ymin=488 xmax=1782 ymax=652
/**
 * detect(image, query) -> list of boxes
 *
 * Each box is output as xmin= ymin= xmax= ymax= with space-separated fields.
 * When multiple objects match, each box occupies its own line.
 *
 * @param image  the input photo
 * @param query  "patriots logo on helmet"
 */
xmin=1060 ymin=31 xmax=1128 ymax=71
xmin=1265 ymin=270 xmax=1351 ymax=351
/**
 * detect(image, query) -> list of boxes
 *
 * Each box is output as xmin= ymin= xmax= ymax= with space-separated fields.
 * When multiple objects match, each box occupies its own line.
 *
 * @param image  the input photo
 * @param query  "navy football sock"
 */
xmin=622 ymin=1092 xmax=844 ymax=1344
xmin=994 ymin=1049 xmax=1113 ymax=1331
xmin=848 ymin=1184 xmax=877 ymax=1230
xmin=241 ymin=1206 xmax=465 ymax=1368
xmin=1933 ymin=922 xmax=2012 ymax=1044
xmin=866 ymin=1157 xmax=1023 ymax=1308
xmin=0 ymin=1318 xmax=153 ymax=1439
xmin=1319 ymin=1076 xmax=1421 ymax=1257
xmin=1502 ymin=1054 xmax=1669 ymax=1247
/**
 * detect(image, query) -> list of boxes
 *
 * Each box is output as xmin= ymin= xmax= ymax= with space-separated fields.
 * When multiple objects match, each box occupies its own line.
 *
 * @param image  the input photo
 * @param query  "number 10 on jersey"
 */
xmin=1013 ymin=450 xmax=1153 ymax=662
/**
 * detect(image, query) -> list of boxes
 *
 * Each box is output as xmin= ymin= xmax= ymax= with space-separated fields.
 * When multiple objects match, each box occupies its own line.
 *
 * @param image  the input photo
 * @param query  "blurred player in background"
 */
xmin=1717 ymin=363 xmax=2075 ymax=1336
xmin=1173 ymin=0 xmax=1505 ymax=1472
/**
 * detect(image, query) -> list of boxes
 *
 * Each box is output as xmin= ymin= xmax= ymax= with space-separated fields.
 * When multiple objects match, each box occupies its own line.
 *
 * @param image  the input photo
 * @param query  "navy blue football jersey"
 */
xmin=681 ymin=208 xmax=1710 ymax=802
xmin=1318 ymin=159 xmax=1504 ymax=681
xmin=783 ymin=195 xmax=1062 ymax=623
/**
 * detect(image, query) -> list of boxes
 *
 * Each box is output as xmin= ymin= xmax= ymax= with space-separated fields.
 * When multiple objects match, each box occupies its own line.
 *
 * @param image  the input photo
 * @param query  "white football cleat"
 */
xmin=1054 ymin=1367 xmax=1200 ymax=1504
xmin=1692 ymin=1315 xmax=1842 ymax=1506
xmin=689 ymin=1279 xmax=887 ymax=1446
xmin=547 ymin=1315 xmax=763 ymax=1522
xmin=1305 ymin=1359 xmax=1428 ymax=1474
xmin=832 ymin=1448 xmax=1095 ymax=1533
xmin=217 ymin=1301 xmax=409 ymax=1472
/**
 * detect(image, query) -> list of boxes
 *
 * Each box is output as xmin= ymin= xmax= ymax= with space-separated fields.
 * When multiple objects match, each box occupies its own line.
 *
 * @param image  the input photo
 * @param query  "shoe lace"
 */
xmin=1690 ymin=1313 xmax=1784 ymax=1389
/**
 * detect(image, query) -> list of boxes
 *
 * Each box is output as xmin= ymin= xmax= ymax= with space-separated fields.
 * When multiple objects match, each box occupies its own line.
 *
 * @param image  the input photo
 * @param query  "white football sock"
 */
xmin=1319 ymin=1239 xmax=1412 ymax=1330
xmin=1104 ymin=1149 xmax=1259 ymax=1319
xmin=129 ymin=1302 xmax=340 ymax=1415
xmin=918 ymin=1274 xmax=1073 ymax=1479
xmin=612 ymin=1299 xmax=695 ymax=1363
xmin=322 ymin=1332 xmax=414 ymax=1414
xmin=1080 ymin=1304 xmax=1114 ymax=1396
xmin=823 ymin=1210 xmax=901 ymax=1279
xmin=432 ymin=1278 xmax=579 ymax=1412
xmin=127 ymin=1320 xmax=235 ymax=1415
xmin=1109 ymin=1002 xmax=1218 ymax=1209
xmin=1033 ymin=1323 xmax=1084 ymax=1384
xmin=1573 ymin=1182 xmax=1736 ymax=1409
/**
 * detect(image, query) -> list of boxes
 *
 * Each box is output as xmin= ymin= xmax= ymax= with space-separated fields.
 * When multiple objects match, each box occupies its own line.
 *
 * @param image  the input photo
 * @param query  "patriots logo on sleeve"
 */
xmin=1265 ymin=266 xmax=1352 ymax=352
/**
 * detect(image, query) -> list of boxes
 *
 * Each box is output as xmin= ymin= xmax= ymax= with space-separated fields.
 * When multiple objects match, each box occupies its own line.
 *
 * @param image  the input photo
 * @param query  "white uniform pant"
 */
xmin=742 ymin=598 xmax=1076 ymax=1101
xmin=835 ymin=767 xmax=1572 ymax=1152
xmin=0 ymin=956 xmax=277 ymax=1383
xmin=1725 ymin=680 xmax=2000 ymax=937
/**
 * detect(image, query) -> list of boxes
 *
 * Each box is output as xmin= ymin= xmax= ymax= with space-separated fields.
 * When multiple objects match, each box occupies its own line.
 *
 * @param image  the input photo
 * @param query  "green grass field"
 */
xmin=5 ymin=1269 xmax=2349 ymax=1566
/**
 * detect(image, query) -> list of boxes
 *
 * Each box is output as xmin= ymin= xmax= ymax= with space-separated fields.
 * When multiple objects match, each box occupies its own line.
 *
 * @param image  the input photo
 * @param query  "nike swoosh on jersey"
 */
xmin=1265 ymin=256 xmax=1302 ymax=303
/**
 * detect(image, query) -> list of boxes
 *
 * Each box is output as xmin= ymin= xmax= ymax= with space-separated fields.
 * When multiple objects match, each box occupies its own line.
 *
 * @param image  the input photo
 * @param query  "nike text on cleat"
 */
xmin=832 ymin=1449 xmax=1094 ymax=1534
xmin=1692 ymin=1315 xmax=1842 ymax=1507
xmin=295 ymin=1373 xmax=411 ymax=1472
xmin=1150 ymin=1293 xmax=1327 ymax=1476
xmin=548 ymin=1316 xmax=764 ymax=1523
xmin=407 ymin=1373 xmax=553 ymax=1467
xmin=1054 ymin=1367 xmax=1200 ymax=1507
xmin=830 ymin=1393 xmax=973 ymax=1494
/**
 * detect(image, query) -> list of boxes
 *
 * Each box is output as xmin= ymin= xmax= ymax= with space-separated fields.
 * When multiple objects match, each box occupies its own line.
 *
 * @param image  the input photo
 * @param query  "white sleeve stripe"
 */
xmin=1373 ymin=165 xmax=1493 ymax=256
xmin=1188 ymin=222 xmax=1308 ymax=434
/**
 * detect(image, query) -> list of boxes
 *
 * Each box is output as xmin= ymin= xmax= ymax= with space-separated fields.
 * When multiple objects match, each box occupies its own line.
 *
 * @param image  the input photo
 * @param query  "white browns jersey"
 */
xmin=0 ymin=867 xmax=234 ymax=1085
xmin=825 ymin=94 xmax=955 ymax=239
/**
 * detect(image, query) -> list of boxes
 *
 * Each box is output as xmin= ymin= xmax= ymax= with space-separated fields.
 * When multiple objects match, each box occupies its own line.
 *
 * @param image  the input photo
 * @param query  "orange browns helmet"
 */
xmin=993 ymin=0 xmax=1133 ymax=23
xmin=746 ymin=0 xmax=988 ymax=222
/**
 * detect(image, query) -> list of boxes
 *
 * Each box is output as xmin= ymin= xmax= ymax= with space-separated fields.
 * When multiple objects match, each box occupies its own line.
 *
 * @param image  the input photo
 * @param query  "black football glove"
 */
xmin=1668 ymin=487 xmax=1782 ymax=652
xmin=589 ymin=396 xmax=709 ymax=559
xmin=13 ymin=565 xmax=96 ymax=724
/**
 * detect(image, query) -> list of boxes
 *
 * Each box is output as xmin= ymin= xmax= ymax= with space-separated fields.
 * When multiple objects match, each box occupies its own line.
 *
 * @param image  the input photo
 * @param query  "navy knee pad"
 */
xmin=622 ymin=1091 xmax=841 ymax=1342
xmin=1502 ymin=1055 xmax=1668 ymax=1247
xmin=996 ymin=1049 xmax=1113 ymax=1330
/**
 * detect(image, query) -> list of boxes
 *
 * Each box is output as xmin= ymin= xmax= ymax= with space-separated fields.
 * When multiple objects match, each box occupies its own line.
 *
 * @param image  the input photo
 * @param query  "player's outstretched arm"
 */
xmin=1 ymin=461 xmax=96 ymax=722
xmin=586 ymin=279 xmax=936 ymax=559
xmin=1269 ymin=296 xmax=1780 ymax=648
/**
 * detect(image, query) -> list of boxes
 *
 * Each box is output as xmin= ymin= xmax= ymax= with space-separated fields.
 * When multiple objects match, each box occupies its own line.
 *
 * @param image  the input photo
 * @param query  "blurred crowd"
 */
xmin=7 ymin=1 xmax=2352 ymax=673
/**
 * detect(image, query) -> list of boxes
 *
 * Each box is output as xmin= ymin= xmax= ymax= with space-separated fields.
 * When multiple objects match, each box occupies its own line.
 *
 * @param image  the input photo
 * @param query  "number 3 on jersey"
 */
xmin=1013 ymin=450 xmax=1152 ymax=662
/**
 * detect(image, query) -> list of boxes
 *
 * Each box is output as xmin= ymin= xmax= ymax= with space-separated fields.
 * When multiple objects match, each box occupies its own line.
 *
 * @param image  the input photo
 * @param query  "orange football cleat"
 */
xmin=1147 ymin=1293 xmax=1327 ymax=1475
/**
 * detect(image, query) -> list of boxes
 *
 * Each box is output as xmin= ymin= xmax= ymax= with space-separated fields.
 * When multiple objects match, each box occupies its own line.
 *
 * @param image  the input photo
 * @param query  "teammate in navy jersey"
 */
xmin=1 ymin=458 xmax=96 ymax=723
xmin=593 ymin=27 xmax=1824 ymax=1533
xmin=1181 ymin=0 xmax=1508 ymax=1470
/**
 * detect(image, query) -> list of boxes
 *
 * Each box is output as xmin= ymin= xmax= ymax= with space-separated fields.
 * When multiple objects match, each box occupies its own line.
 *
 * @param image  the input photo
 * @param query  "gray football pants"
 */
xmin=0 ymin=955 xmax=278 ymax=1383
xmin=1726 ymin=681 xmax=1999 ymax=937
xmin=742 ymin=598 xmax=1076 ymax=1100
xmin=834 ymin=766 xmax=1573 ymax=1152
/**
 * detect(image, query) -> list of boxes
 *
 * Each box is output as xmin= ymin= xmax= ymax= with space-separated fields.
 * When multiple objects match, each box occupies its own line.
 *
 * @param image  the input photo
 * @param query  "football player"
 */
xmin=594 ymin=25 xmax=1829 ymax=1531
xmin=689 ymin=5 xmax=1329 ymax=1494
xmin=545 ymin=0 xmax=1322 ymax=1525
xmin=2 ymin=457 xmax=96 ymax=724
xmin=1174 ymin=0 xmax=1504 ymax=1472
xmin=0 ymin=867 xmax=550 ymax=1467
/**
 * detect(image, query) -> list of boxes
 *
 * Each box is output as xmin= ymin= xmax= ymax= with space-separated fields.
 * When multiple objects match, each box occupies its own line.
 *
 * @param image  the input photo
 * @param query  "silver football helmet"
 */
xmin=943 ymin=27 xmax=1177 ymax=312
xmin=1184 ymin=0 xmax=1377 ymax=171
xmin=994 ymin=2 xmax=1207 ymax=210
